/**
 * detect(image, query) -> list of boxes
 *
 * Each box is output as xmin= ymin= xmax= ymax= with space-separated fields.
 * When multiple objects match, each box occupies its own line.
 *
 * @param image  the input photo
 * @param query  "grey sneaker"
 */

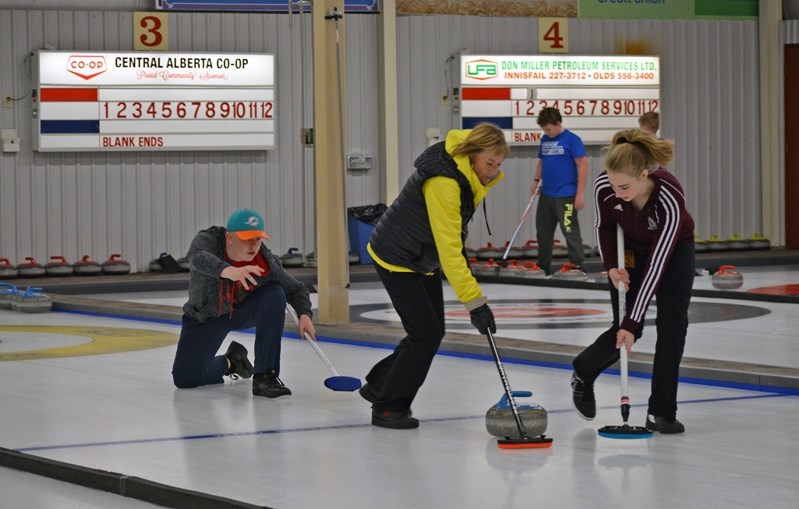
xmin=571 ymin=372 xmax=596 ymax=420
xmin=646 ymin=414 xmax=685 ymax=434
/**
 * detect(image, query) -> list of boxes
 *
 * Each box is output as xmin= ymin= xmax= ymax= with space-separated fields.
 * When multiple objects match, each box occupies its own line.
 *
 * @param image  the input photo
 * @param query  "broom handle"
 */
xmin=501 ymin=180 xmax=541 ymax=261
xmin=617 ymin=224 xmax=630 ymax=424
xmin=286 ymin=306 xmax=340 ymax=377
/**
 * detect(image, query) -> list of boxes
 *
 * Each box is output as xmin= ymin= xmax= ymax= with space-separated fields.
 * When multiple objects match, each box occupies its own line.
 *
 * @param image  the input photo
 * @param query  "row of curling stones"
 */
xmin=711 ymin=265 xmax=744 ymax=290
xmin=470 ymin=259 xmax=547 ymax=278
xmin=0 ymin=284 xmax=52 ymax=313
xmin=486 ymin=391 xmax=547 ymax=439
xmin=694 ymin=233 xmax=771 ymax=253
xmin=0 ymin=255 xmax=132 ymax=277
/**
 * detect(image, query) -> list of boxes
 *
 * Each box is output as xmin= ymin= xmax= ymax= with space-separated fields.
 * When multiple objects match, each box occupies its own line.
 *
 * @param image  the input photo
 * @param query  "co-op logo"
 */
xmin=66 ymin=55 xmax=107 ymax=80
xmin=465 ymin=59 xmax=498 ymax=81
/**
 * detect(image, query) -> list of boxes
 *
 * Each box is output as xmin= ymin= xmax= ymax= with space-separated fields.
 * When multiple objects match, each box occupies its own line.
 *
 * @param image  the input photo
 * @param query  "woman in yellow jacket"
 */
xmin=361 ymin=123 xmax=510 ymax=429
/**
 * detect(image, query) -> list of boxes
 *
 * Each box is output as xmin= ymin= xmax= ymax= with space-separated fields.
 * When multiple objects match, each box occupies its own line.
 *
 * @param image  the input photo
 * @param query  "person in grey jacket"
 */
xmin=171 ymin=208 xmax=315 ymax=398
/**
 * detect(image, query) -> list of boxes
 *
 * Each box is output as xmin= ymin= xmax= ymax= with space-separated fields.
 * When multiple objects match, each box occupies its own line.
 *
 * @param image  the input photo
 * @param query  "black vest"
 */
xmin=370 ymin=142 xmax=476 ymax=273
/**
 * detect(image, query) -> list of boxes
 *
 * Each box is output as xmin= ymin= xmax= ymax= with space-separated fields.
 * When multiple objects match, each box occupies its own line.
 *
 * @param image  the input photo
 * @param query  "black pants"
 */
xmin=366 ymin=265 xmax=446 ymax=412
xmin=572 ymin=242 xmax=694 ymax=419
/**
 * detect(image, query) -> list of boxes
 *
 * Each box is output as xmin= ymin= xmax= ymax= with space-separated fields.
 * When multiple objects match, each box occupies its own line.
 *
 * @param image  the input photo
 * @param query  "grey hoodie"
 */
xmin=183 ymin=226 xmax=312 ymax=323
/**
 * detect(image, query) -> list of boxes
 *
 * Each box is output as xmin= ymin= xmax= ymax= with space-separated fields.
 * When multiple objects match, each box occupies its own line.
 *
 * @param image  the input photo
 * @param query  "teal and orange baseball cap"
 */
xmin=226 ymin=209 xmax=270 ymax=240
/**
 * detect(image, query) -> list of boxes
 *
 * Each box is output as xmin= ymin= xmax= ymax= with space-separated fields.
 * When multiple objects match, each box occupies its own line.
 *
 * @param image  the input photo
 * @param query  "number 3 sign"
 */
xmin=539 ymin=18 xmax=568 ymax=54
xmin=134 ymin=12 xmax=169 ymax=51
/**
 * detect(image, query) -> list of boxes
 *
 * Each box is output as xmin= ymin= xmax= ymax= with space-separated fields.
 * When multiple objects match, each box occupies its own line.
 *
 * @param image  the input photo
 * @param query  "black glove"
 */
xmin=469 ymin=304 xmax=496 ymax=334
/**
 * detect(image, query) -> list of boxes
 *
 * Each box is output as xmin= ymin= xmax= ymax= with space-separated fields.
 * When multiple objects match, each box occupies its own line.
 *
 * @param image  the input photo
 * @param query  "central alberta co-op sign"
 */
xmin=459 ymin=55 xmax=661 ymax=145
xmin=32 ymin=50 xmax=275 ymax=152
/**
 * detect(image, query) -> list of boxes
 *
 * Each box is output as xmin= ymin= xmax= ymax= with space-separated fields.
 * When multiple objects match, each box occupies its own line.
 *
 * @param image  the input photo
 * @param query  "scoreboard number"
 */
xmin=539 ymin=18 xmax=568 ymax=54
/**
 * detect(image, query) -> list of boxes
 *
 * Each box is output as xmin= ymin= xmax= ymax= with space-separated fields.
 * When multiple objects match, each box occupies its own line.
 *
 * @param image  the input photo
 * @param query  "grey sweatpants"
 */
xmin=535 ymin=193 xmax=584 ymax=274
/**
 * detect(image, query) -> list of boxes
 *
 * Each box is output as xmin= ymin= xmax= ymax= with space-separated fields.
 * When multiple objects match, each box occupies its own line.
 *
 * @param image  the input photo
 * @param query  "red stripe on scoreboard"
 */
xmin=40 ymin=88 xmax=99 ymax=102
xmin=462 ymin=87 xmax=511 ymax=100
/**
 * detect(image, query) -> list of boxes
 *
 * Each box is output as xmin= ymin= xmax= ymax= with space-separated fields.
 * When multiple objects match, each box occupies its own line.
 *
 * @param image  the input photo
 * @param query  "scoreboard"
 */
xmin=458 ymin=55 xmax=660 ymax=145
xmin=32 ymin=51 xmax=275 ymax=152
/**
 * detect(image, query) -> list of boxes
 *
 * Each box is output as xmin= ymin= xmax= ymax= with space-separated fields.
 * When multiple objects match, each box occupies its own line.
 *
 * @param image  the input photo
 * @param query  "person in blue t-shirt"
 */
xmin=532 ymin=107 xmax=588 ymax=276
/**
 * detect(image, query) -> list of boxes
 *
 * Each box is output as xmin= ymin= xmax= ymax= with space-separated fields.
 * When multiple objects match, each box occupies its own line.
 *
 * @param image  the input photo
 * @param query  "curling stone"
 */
xmin=502 ymin=241 xmax=524 ymax=260
xmin=474 ymin=259 xmax=500 ymax=278
xmin=727 ymin=234 xmax=751 ymax=251
xmin=465 ymin=246 xmax=478 ymax=259
xmin=11 ymin=286 xmax=52 ymax=313
xmin=594 ymin=270 xmax=609 ymax=284
xmin=177 ymin=256 xmax=191 ymax=272
xmin=707 ymin=234 xmax=729 ymax=252
xmin=73 ymin=255 xmax=103 ymax=276
xmin=148 ymin=252 xmax=179 ymax=273
xmin=469 ymin=257 xmax=481 ymax=275
xmin=498 ymin=259 xmax=525 ymax=278
xmin=521 ymin=240 xmax=538 ymax=259
xmin=485 ymin=391 xmax=547 ymax=439
xmin=280 ymin=248 xmax=304 ymax=268
xmin=45 ymin=255 xmax=74 ymax=277
xmin=552 ymin=240 xmax=568 ymax=259
xmin=103 ymin=254 xmax=131 ymax=275
xmin=476 ymin=242 xmax=503 ymax=261
xmin=17 ymin=257 xmax=46 ymax=278
xmin=0 ymin=258 xmax=18 ymax=279
xmin=348 ymin=251 xmax=360 ymax=265
xmin=0 ymin=283 xmax=18 ymax=309
xmin=552 ymin=263 xmax=587 ymax=281
xmin=694 ymin=234 xmax=708 ymax=253
xmin=712 ymin=265 xmax=743 ymax=290
xmin=749 ymin=232 xmax=771 ymax=250
xmin=520 ymin=261 xmax=546 ymax=278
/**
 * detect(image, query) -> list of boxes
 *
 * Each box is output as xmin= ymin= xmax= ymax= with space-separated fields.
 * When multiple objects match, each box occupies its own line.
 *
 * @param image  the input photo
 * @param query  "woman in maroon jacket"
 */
xmin=571 ymin=129 xmax=695 ymax=434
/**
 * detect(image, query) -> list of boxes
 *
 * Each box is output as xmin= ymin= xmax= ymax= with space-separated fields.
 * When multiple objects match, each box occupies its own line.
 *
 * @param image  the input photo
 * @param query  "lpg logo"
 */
xmin=66 ymin=55 xmax=107 ymax=80
xmin=465 ymin=59 xmax=498 ymax=81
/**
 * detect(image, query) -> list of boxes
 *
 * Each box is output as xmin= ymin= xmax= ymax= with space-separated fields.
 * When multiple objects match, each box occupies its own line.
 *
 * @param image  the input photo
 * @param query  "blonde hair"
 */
xmin=603 ymin=129 xmax=674 ymax=178
xmin=638 ymin=111 xmax=659 ymax=134
xmin=450 ymin=122 xmax=510 ymax=159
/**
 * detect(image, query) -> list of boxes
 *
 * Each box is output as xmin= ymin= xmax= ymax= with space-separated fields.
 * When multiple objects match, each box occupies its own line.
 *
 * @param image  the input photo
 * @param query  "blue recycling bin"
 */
xmin=347 ymin=216 xmax=375 ymax=265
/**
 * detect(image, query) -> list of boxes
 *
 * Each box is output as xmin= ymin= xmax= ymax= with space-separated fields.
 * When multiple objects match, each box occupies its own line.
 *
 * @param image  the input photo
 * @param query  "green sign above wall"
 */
xmin=579 ymin=0 xmax=758 ymax=20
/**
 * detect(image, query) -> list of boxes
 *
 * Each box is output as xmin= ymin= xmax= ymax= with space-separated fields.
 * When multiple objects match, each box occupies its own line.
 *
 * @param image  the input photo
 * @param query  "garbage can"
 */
xmin=347 ymin=204 xmax=386 ymax=265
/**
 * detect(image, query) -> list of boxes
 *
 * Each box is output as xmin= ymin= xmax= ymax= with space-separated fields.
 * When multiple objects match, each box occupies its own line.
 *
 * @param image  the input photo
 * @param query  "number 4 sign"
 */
xmin=134 ymin=12 xmax=169 ymax=51
xmin=539 ymin=18 xmax=568 ymax=54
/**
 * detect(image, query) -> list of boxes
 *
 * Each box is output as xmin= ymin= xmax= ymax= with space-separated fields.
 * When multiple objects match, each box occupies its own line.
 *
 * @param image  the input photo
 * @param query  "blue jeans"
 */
xmin=172 ymin=283 xmax=287 ymax=388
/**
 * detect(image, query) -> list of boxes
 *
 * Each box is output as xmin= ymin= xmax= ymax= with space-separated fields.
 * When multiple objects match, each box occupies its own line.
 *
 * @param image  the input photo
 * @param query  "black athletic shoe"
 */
xmin=252 ymin=373 xmax=292 ymax=398
xmin=371 ymin=408 xmax=419 ymax=429
xmin=359 ymin=383 xmax=378 ymax=404
xmin=646 ymin=415 xmax=685 ymax=434
xmin=225 ymin=341 xmax=253 ymax=380
xmin=571 ymin=372 xmax=596 ymax=420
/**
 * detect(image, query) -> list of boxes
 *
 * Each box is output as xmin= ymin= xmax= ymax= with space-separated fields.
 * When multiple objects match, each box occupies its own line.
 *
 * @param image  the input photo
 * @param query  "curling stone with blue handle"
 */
xmin=11 ymin=287 xmax=52 ymax=313
xmin=0 ymin=283 xmax=19 ymax=309
xmin=485 ymin=391 xmax=547 ymax=439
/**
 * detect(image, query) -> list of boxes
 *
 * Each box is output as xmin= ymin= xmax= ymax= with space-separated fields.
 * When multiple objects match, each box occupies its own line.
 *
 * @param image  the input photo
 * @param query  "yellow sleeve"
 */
xmin=423 ymin=176 xmax=485 ymax=309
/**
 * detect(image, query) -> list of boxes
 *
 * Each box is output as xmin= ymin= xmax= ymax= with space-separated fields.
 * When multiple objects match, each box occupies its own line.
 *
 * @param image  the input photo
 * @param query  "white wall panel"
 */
xmin=0 ymin=8 xmax=782 ymax=275
xmin=396 ymin=15 xmax=764 ymax=253
xmin=0 ymin=9 xmax=382 ymax=271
